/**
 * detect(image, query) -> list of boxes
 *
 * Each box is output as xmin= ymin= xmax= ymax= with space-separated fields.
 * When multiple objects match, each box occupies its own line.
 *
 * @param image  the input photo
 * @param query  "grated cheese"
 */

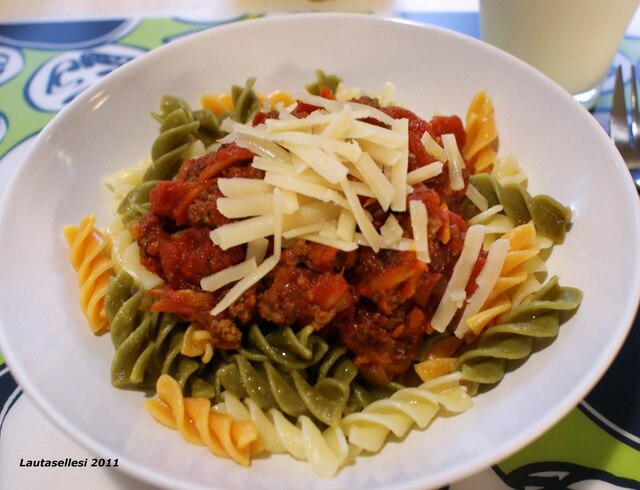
xmin=421 ymin=131 xmax=447 ymax=161
xmin=380 ymin=214 xmax=404 ymax=246
xmin=389 ymin=118 xmax=409 ymax=212
xmin=200 ymin=83 xmax=482 ymax=318
xmin=281 ymin=143 xmax=350 ymax=184
xmin=210 ymin=214 xmax=275 ymax=250
xmin=218 ymin=177 xmax=273 ymax=197
xmin=264 ymin=172 xmax=350 ymax=209
xmin=283 ymin=202 xmax=342 ymax=229
xmin=340 ymin=179 xmax=382 ymax=252
xmin=468 ymin=204 xmax=503 ymax=226
xmin=212 ymin=255 xmax=279 ymax=316
xmin=465 ymin=183 xmax=489 ymax=211
xmin=246 ymin=237 xmax=269 ymax=265
xmin=409 ymin=200 xmax=430 ymax=263
xmin=321 ymin=105 xmax=357 ymax=139
xmin=282 ymin=222 xmax=328 ymax=239
xmin=234 ymin=133 xmax=291 ymax=162
xmin=346 ymin=120 xmax=407 ymax=148
xmin=201 ymin=257 xmax=257 ymax=292
xmin=453 ymin=238 xmax=509 ymax=338
xmin=377 ymin=81 xmax=396 ymax=107
xmin=407 ymin=161 xmax=444 ymax=185
xmin=430 ymin=225 xmax=486 ymax=332
xmin=302 ymin=233 xmax=358 ymax=252
xmin=358 ymin=140 xmax=401 ymax=167
xmin=273 ymin=188 xmax=283 ymax=260
xmin=336 ymin=209 xmax=356 ymax=242
xmin=442 ymin=133 xmax=465 ymax=191
xmin=264 ymin=108 xmax=366 ymax=133
xmin=353 ymin=152 xmax=395 ymax=211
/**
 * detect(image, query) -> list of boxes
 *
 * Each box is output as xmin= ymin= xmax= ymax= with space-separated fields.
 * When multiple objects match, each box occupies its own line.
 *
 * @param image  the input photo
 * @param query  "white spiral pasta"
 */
xmin=213 ymin=392 xmax=359 ymax=478
xmin=104 ymin=217 xmax=164 ymax=290
xmin=102 ymin=157 xmax=151 ymax=211
xmin=340 ymin=373 xmax=472 ymax=453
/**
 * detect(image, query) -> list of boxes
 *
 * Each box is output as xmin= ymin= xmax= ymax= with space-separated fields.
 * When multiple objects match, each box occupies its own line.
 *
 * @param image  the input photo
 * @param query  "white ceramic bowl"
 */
xmin=1 ymin=13 xmax=639 ymax=490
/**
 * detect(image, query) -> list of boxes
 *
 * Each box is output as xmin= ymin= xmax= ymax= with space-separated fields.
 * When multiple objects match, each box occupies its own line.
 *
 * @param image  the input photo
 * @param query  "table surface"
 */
xmin=1 ymin=2 xmax=640 ymax=489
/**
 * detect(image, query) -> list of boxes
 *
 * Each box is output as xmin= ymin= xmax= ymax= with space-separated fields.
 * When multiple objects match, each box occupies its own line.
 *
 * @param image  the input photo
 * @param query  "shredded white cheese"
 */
xmin=421 ymin=131 xmax=447 ymax=161
xmin=273 ymin=188 xmax=283 ymax=260
xmin=211 ymin=255 xmax=279 ymax=316
xmin=465 ymin=183 xmax=489 ymax=212
xmin=302 ymin=233 xmax=358 ymax=252
xmin=234 ymin=133 xmax=291 ymax=162
xmin=201 ymin=257 xmax=257 ymax=292
xmin=468 ymin=204 xmax=504 ymax=226
xmin=430 ymin=225 xmax=487 ymax=332
xmin=353 ymin=152 xmax=395 ymax=211
xmin=442 ymin=133 xmax=465 ymax=191
xmin=380 ymin=214 xmax=404 ymax=246
xmin=336 ymin=209 xmax=357 ymax=242
xmin=409 ymin=200 xmax=430 ymax=263
xmin=216 ymin=193 xmax=298 ymax=219
xmin=218 ymin=177 xmax=273 ymax=197
xmin=210 ymin=214 xmax=275 ymax=250
xmin=340 ymin=179 xmax=382 ymax=252
xmin=407 ymin=161 xmax=444 ymax=185
xmin=202 ymin=85 xmax=477 ymax=317
xmin=246 ymin=237 xmax=268 ymax=265
xmin=389 ymin=118 xmax=409 ymax=212
xmin=453 ymin=237 xmax=509 ymax=338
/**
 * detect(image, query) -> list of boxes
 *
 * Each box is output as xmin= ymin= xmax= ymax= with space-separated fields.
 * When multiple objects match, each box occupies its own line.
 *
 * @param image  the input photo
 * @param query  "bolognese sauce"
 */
xmin=130 ymin=92 xmax=472 ymax=385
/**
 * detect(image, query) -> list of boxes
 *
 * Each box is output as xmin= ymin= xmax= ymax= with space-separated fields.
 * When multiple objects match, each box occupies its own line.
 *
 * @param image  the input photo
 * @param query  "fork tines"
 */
xmin=611 ymin=64 xmax=640 ymax=158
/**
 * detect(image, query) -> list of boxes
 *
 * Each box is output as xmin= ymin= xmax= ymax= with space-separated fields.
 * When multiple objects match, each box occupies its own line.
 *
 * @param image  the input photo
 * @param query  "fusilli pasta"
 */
xmin=145 ymin=375 xmax=262 ymax=466
xmin=105 ymin=270 xmax=214 ymax=397
xmin=467 ymin=173 xmax=573 ymax=244
xmin=213 ymin=390 xmax=358 ymax=478
xmin=462 ymin=90 xmax=498 ymax=173
xmin=341 ymin=373 xmax=472 ymax=453
xmin=211 ymin=323 xmax=381 ymax=427
xmin=453 ymin=276 xmax=583 ymax=395
xmin=63 ymin=74 xmax=583 ymax=478
xmin=63 ymin=214 xmax=115 ymax=334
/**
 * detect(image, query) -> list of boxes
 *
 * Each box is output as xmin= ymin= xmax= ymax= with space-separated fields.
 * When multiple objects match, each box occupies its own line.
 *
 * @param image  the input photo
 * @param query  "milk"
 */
xmin=480 ymin=0 xmax=639 ymax=107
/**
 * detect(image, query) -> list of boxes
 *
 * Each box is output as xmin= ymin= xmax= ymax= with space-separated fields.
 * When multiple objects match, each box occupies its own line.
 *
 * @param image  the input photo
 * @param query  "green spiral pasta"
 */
xmin=104 ymin=270 xmax=214 ymax=397
xmin=305 ymin=69 xmax=342 ymax=95
xmin=467 ymin=173 xmax=573 ymax=244
xmin=193 ymin=107 xmax=224 ymax=147
xmin=230 ymin=77 xmax=260 ymax=123
xmin=116 ymin=180 xmax=160 ymax=224
xmin=211 ymin=323 xmax=394 ymax=427
xmin=452 ymin=275 xmax=583 ymax=395
xmin=143 ymin=97 xmax=201 ymax=182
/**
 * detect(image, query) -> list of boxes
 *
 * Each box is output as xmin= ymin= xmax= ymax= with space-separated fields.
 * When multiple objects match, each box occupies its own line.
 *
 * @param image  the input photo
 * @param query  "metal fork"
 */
xmin=611 ymin=64 xmax=640 ymax=192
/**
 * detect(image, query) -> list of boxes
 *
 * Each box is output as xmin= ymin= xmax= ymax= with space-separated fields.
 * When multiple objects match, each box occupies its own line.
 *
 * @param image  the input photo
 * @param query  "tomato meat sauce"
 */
xmin=130 ymin=94 xmax=478 ymax=386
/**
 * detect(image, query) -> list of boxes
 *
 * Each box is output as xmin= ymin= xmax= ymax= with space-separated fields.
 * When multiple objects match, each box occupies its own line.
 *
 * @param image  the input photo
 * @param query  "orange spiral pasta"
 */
xmin=200 ymin=90 xmax=294 ymax=115
xmin=63 ymin=214 xmax=114 ymax=334
xmin=145 ymin=375 xmax=263 ymax=466
xmin=462 ymin=90 xmax=498 ymax=173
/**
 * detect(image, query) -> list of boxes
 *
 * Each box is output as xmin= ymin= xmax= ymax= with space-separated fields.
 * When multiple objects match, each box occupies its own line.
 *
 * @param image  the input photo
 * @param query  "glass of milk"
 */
xmin=479 ymin=0 xmax=639 ymax=109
